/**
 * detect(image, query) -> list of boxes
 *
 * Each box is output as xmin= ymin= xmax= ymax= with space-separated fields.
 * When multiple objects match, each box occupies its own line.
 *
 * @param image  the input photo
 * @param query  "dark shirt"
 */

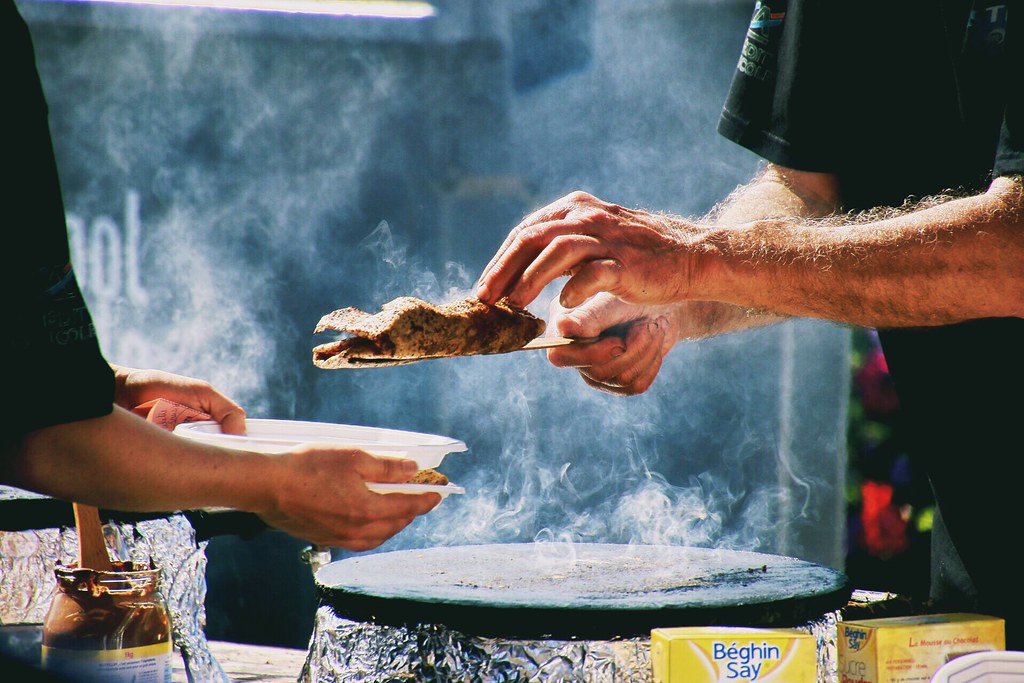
xmin=2 ymin=0 xmax=115 ymax=444
xmin=718 ymin=0 xmax=1024 ymax=648
xmin=3 ymin=3 xmax=119 ymax=677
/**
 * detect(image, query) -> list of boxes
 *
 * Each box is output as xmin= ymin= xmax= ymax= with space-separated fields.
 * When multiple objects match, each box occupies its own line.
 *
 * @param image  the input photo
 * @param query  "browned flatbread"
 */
xmin=407 ymin=469 xmax=449 ymax=486
xmin=312 ymin=296 xmax=545 ymax=369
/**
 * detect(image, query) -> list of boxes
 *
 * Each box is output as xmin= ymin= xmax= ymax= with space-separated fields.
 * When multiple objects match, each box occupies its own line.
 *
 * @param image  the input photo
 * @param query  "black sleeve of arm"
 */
xmin=2 ymin=0 xmax=115 ymax=444
xmin=716 ymin=0 xmax=844 ymax=172
xmin=994 ymin=17 xmax=1024 ymax=177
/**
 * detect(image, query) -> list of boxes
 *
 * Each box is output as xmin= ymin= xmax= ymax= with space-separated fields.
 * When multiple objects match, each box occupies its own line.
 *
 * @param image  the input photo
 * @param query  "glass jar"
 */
xmin=42 ymin=561 xmax=173 ymax=683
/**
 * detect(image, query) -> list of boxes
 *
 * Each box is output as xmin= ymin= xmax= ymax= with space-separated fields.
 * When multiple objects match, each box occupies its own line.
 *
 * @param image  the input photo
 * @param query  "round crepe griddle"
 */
xmin=315 ymin=543 xmax=851 ymax=640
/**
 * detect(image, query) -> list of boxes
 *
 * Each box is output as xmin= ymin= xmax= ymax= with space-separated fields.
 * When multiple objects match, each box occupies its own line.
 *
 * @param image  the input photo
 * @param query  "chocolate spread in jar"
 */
xmin=42 ymin=561 xmax=173 ymax=682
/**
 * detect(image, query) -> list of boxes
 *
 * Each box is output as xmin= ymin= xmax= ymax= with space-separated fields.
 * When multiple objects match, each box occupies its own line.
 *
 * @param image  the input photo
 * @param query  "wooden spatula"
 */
xmin=73 ymin=502 xmax=114 ymax=572
xmin=520 ymin=336 xmax=601 ymax=350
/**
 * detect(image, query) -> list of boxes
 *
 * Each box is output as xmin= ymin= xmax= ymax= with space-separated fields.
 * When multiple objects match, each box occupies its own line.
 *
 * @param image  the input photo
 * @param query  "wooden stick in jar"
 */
xmin=73 ymin=502 xmax=114 ymax=572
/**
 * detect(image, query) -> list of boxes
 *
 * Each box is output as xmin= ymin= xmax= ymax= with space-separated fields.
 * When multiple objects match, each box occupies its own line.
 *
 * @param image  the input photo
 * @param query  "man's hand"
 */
xmin=546 ymin=294 xmax=779 ymax=395
xmin=476 ymin=191 xmax=695 ymax=310
xmin=545 ymin=294 xmax=671 ymax=395
xmin=112 ymin=365 xmax=247 ymax=434
xmin=256 ymin=447 xmax=440 ymax=551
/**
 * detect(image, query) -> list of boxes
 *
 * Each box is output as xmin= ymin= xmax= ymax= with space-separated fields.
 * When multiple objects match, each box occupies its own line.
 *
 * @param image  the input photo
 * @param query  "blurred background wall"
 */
xmin=19 ymin=0 xmax=851 ymax=648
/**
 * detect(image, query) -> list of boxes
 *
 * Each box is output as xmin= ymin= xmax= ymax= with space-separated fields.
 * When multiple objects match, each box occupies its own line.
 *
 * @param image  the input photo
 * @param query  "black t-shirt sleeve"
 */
xmin=994 ymin=17 xmax=1024 ymax=177
xmin=2 ymin=0 xmax=114 ymax=442
xmin=994 ymin=111 xmax=1024 ymax=176
xmin=5 ymin=266 xmax=116 ymax=438
xmin=716 ymin=0 xmax=842 ymax=172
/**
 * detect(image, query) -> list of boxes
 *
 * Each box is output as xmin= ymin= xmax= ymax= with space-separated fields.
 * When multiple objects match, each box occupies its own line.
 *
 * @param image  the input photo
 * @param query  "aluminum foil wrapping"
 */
xmin=810 ymin=609 xmax=840 ymax=683
xmin=300 ymin=605 xmax=843 ymax=683
xmin=0 ymin=514 xmax=227 ymax=682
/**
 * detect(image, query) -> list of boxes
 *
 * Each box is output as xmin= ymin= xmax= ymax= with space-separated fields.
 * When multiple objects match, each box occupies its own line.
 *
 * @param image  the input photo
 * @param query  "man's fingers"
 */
xmin=352 ymin=453 xmax=419 ymax=484
xmin=560 ymin=259 xmax=623 ymax=309
xmin=509 ymin=234 xmax=607 ymax=307
xmin=609 ymin=322 xmax=666 ymax=391
xmin=479 ymin=226 xmax=526 ymax=293
xmin=478 ymin=194 xmax=586 ymax=294
xmin=580 ymin=373 xmax=628 ymax=396
xmin=478 ymin=218 xmax=554 ymax=302
xmin=476 ymin=230 xmax=544 ymax=304
xmin=576 ymin=320 xmax=665 ymax=395
xmin=547 ymin=336 xmax=626 ymax=368
xmin=552 ymin=292 xmax=640 ymax=337
xmin=479 ymin=218 xmax=593 ymax=305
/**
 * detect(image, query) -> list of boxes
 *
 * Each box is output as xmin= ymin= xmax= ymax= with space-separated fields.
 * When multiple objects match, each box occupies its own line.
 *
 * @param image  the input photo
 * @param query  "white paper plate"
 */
xmin=366 ymin=483 xmax=465 ymax=497
xmin=173 ymin=418 xmax=467 ymax=469
xmin=930 ymin=650 xmax=1024 ymax=682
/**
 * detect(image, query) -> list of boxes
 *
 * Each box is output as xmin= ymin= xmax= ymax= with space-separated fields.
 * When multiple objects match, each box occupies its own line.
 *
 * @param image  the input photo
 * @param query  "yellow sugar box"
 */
xmin=837 ymin=613 xmax=1005 ymax=683
xmin=651 ymin=626 xmax=818 ymax=683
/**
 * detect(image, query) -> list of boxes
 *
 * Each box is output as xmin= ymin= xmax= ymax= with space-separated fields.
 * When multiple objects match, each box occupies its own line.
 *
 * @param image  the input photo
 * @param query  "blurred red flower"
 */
xmin=859 ymin=480 xmax=909 ymax=558
xmin=855 ymin=347 xmax=901 ymax=416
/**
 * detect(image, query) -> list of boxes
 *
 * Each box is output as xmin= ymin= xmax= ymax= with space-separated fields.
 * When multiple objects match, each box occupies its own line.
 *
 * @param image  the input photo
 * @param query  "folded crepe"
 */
xmin=312 ymin=296 xmax=545 ymax=369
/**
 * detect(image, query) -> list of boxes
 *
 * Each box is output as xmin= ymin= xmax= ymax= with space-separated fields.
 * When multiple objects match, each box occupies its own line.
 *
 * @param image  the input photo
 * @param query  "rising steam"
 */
xmin=39 ymin=1 xmax=850 ymax=572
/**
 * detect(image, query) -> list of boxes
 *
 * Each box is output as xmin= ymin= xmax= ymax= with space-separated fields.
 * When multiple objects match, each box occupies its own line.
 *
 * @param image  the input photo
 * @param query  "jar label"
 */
xmin=42 ymin=642 xmax=173 ymax=683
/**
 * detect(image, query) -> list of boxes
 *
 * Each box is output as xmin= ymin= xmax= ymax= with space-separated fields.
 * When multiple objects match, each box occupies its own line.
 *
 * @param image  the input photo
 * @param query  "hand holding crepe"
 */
xmin=312 ymin=296 xmax=545 ymax=368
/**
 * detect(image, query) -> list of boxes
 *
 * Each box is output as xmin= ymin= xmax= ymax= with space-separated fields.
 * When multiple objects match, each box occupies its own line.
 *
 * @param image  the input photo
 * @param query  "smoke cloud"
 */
xmin=26 ymin=0 xmax=851 ymax=644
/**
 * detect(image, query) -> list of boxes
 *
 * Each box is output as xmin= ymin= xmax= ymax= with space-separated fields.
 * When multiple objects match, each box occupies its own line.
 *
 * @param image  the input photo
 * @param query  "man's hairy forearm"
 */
xmin=674 ymin=164 xmax=842 ymax=333
xmin=691 ymin=175 xmax=1024 ymax=327
xmin=708 ymin=164 xmax=841 ymax=225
